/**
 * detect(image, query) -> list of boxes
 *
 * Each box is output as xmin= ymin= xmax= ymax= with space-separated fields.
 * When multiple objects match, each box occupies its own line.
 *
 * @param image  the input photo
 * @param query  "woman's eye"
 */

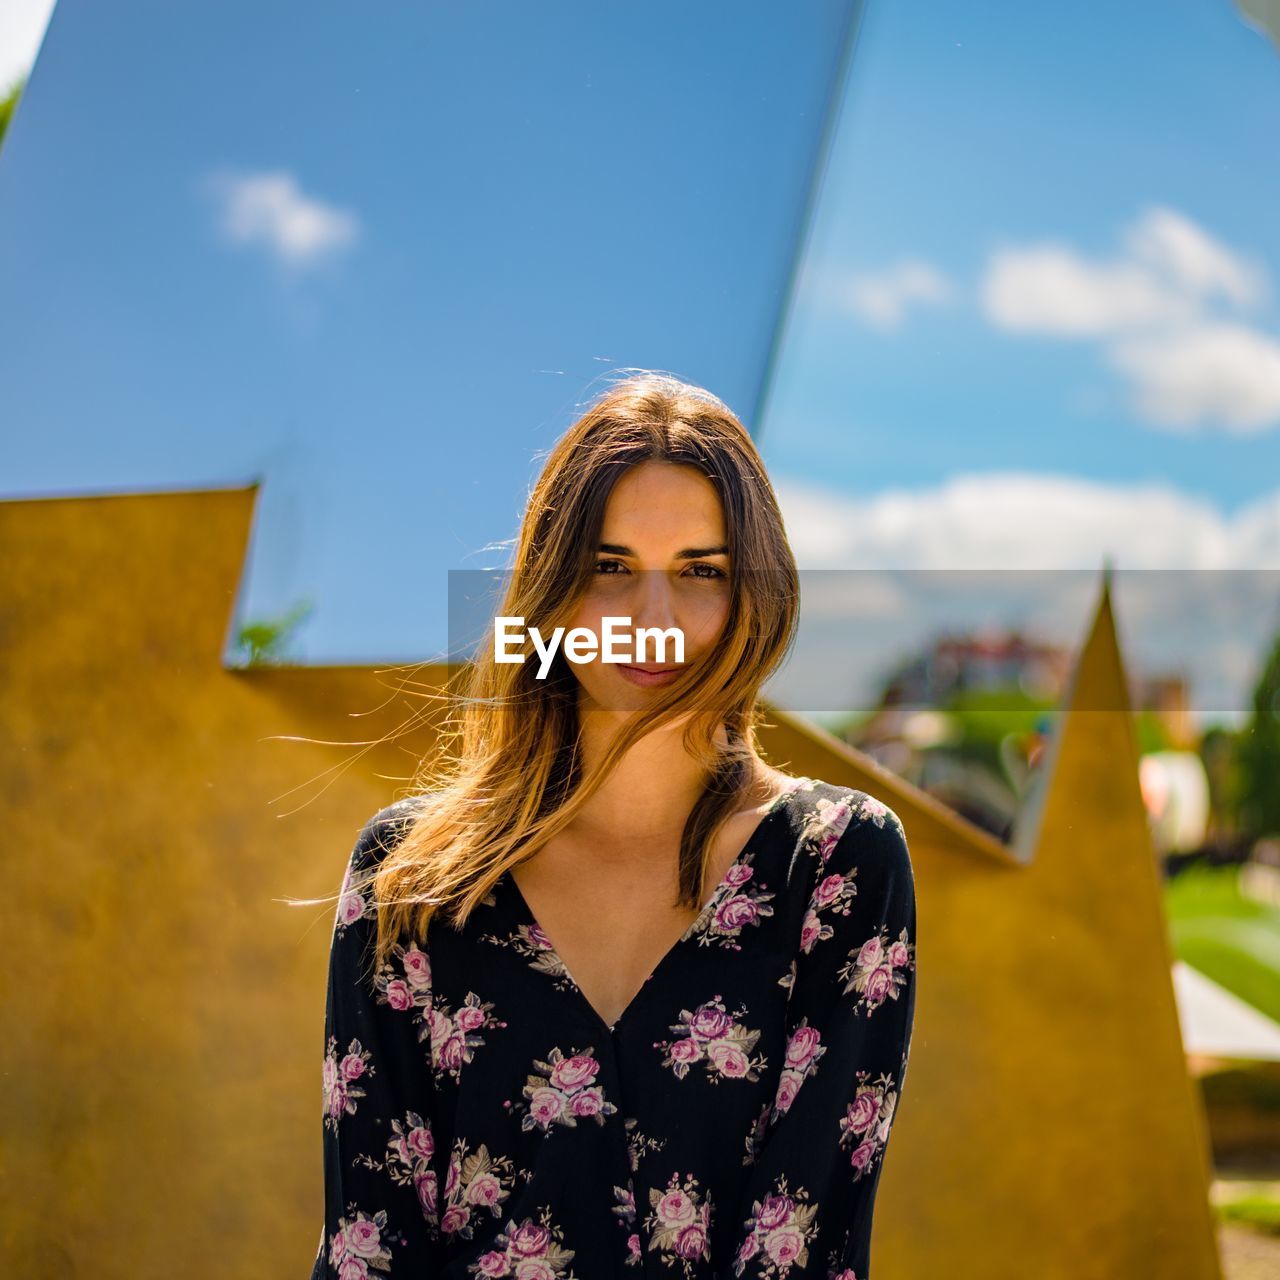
xmin=593 ymin=560 xmax=726 ymax=579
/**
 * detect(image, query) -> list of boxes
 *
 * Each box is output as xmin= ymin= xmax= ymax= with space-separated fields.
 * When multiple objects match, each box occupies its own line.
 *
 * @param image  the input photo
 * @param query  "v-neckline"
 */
xmin=503 ymin=779 xmax=809 ymax=1038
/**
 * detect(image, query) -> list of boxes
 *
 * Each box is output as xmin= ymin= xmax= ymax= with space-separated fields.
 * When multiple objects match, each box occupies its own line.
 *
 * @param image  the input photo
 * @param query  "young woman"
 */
xmin=310 ymin=373 xmax=917 ymax=1279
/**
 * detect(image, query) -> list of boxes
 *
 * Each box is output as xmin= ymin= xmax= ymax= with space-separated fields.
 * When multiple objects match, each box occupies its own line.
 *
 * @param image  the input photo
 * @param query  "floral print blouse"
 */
xmin=310 ymin=776 xmax=917 ymax=1280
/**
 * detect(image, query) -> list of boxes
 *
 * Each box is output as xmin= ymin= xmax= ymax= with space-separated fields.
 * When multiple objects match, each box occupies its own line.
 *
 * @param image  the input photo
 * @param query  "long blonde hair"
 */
xmin=363 ymin=371 xmax=800 ymax=974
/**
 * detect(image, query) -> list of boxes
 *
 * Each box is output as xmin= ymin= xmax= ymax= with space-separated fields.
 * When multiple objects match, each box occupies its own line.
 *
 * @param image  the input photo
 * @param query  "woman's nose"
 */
xmin=629 ymin=570 xmax=679 ymax=635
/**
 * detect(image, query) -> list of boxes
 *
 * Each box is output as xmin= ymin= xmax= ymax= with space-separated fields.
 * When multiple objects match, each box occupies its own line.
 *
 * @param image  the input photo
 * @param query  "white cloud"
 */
xmin=1123 ymin=206 xmax=1270 ymax=310
xmin=766 ymin=471 xmax=1278 ymax=724
xmin=1108 ymin=321 xmax=1280 ymax=434
xmin=981 ymin=243 xmax=1201 ymax=336
xmin=0 ymin=0 xmax=56 ymax=98
xmin=978 ymin=206 xmax=1278 ymax=435
xmin=774 ymin=471 xmax=1280 ymax=570
xmin=839 ymin=259 xmax=954 ymax=331
xmin=200 ymin=168 xmax=360 ymax=268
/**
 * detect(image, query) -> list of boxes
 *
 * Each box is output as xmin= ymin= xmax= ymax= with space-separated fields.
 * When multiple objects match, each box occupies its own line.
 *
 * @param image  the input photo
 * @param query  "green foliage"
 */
xmin=1133 ymin=709 xmax=1174 ymax=755
xmin=1200 ymin=723 xmax=1248 ymax=832
xmin=234 ymin=597 xmax=315 ymax=666
xmin=941 ymin=687 xmax=1057 ymax=772
xmin=1216 ymin=1192 xmax=1280 ymax=1237
xmin=1166 ymin=863 xmax=1280 ymax=1024
xmin=1238 ymin=631 xmax=1280 ymax=839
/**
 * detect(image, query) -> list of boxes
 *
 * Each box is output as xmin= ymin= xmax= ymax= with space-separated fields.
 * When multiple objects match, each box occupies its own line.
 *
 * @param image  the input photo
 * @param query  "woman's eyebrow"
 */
xmin=598 ymin=542 xmax=729 ymax=559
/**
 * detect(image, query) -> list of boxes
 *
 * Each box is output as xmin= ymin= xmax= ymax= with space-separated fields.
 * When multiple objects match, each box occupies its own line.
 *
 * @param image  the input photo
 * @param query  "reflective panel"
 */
xmin=0 ymin=0 xmax=862 ymax=660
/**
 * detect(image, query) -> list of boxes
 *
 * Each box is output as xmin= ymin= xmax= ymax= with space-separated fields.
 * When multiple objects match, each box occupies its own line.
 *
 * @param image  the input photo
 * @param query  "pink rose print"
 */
xmin=837 ymin=925 xmax=915 ymax=1015
xmin=322 ymin=1036 xmax=373 ymax=1133
xmin=799 ymin=870 xmax=858 ymax=958
xmin=757 ymin=1193 xmax=794 ymax=1230
xmin=465 ymin=1210 xmax=577 ymax=1279
xmin=435 ymin=1139 xmax=518 ymax=1241
xmin=845 ymin=1089 xmax=884 ymax=1136
xmin=658 ymin=1187 xmax=697 ymax=1225
xmin=407 ymin=1123 xmax=435 ymax=1162
xmin=801 ymin=797 xmax=856 ymax=864
xmin=383 ymin=978 xmax=414 ymax=1012
xmin=510 ymin=1221 xmax=551 ymax=1255
xmin=862 ymin=964 xmax=894 ymax=1005
xmin=347 ymin=1220 xmax=382 ymax=1256
xmin=569 ymin=1087 xmax=606 ymax=1117
xmin=758 ymin=1017 xmax=827 ymax=1124
xmin=691 ymin=1006 xmax=734 ymax=1039
xmin=706 ymin=1039 xmax=753 ymax=1079
xmin=329 ymin=1207 xmax=393 ymax=1277
xmin=549 ymin=1052 xmax=599 ymax=1091
xmin=837 ymin=1071 xmax=901 ymax=1181
xmin=687 ymin=856 xmax=777 ymax=951
xmin=346 ymin=1109 xmax=443 ymax=1238
xmin=337 ymin=888 xmax=367 ymax=928
xmin=813 ymin=872 xmax=846 ymax=908
xmin=643 ymin=1172 xmax=713 ymax=1277
xmin=467 ymin=1171 xmax=503 ymax=1208
xmin=854 ymin=794 xmax=904 ymax=836
xmin=367 ymin=932 xmax=507 ymax=1084
xmin=799 ymin=913 xmax=823 ymax=953
xmin=715 ymin=893 xmax=762 ymax=932
xmin=764 ymin=1223 xmax=806 ymax=1269
xmin=612 ymin=1178 xmax=644 ymax=1266
xmin=774 ymin=1070 xmax=803 ymax=1116
xmin=669 ymin=1037 xmax=702 ymax=1066
xmin=456 ymin=1004 xmax=488 ymax=1032
xmin=656 ymin=996 xmax=768 ymax=1084
xmin=730 ymin=1175 xmax=819 ymax=1278
xmin=414 ymin=1171 xmax=437 ymax=1220
xmin=401 ymin=943 xmax=431 ymax=989
xmin=508 ymin=1044 xmax=618 ymax=1134
xmin=439 ymin=1205 xmax=469 ymax=1237
xmin=785 ymin=1022 xmax=821 ymax=1069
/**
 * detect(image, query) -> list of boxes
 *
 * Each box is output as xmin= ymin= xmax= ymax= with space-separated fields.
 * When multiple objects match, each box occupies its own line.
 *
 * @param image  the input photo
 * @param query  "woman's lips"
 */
xmin=617 ymin=664 xmax=680 ymax=687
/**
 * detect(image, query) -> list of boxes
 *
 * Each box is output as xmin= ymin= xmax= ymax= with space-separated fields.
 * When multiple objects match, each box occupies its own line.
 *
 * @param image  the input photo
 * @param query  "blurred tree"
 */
xmin=0 ymin=76 xmax=25 ymax=150
xmin=234 ymin=597 xmax=315 ymax=666
xmin=1237 ymin=630 xmax=1280 ymax=839
xmin=1200 ymin=724 xmax=1246 ymax=839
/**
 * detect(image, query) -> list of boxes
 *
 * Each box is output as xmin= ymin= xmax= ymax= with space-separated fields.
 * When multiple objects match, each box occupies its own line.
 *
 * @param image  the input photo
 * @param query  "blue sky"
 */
xmin=2 ymin=0 xmax=1278 ymax=723
xmin=765 ymin=0 xmax=1280 ymax=509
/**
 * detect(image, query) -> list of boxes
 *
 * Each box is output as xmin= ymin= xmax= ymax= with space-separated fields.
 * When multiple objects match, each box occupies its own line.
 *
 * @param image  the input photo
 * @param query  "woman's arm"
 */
xmin=717 ymin=802 xmax=918 ymax=1279
xmin=310 ymin=802 xmax=443 ymax=1278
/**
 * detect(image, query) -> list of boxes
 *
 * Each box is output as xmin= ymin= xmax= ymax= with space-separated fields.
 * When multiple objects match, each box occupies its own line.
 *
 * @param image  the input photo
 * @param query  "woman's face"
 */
xmin=563 ymin=460 xmax=732 ymax=715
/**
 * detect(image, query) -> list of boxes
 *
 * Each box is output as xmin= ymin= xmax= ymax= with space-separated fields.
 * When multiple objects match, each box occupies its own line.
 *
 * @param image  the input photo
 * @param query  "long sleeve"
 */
xmin=717 ymin=801 xmax=918 ymax=1280
xmin=309 ymin=802 xmax=443 ymax=1278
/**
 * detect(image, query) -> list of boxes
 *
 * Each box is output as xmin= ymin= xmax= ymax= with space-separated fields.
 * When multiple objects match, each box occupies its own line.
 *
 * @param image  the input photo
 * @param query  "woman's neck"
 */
xmin=571 ymin=708 xmax=761 ymax=845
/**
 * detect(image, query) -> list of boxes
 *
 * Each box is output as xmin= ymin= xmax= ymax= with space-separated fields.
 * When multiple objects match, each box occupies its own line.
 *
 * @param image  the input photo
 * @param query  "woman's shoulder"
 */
xmin=781 ymin=775 xmax=912 ymax=875
xmin=347 ymin=794 xmax=431 ymax=875
xmin=333 ymin=796 xmax=432 ymax=942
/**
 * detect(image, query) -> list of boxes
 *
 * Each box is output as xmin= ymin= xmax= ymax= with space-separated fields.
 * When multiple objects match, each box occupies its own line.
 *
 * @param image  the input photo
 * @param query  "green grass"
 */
xmin=1217 ymin=1193 xmax=1280 ymax=1237
xmin=1166 ymin=864 xmax=1280 ymax=1025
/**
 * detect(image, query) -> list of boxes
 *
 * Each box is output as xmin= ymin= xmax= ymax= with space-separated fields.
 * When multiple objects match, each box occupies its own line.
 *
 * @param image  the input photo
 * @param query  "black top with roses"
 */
xmin=310 ymin=776 xmax=917 ymax=1280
